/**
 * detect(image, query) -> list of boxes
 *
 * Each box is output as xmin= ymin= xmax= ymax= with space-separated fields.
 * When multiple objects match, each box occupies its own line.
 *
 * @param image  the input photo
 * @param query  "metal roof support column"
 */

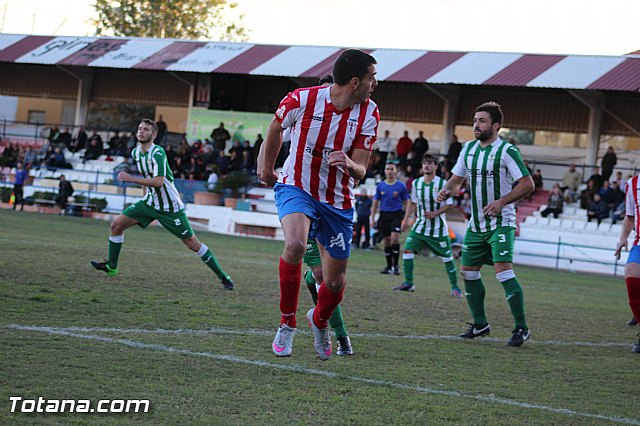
xmin=568 ymin=90 xmax=604 ymax=168
xmin=423 ymin=84 xmax=460 ymax=156
xmin=56 ymin=66 xmax=94 ymax=127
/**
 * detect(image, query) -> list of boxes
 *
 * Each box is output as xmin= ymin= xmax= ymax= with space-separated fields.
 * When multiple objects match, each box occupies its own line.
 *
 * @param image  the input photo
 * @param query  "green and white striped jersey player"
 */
xmin=131 ymin=143 xmax=183 ymax=212
xmin=91 ymin=118 xmax=234 ymax=290
xmin=437 ymin=102 xmax=535 ymax=348
xmin=394 ymin=154 xmax=461 ymax=296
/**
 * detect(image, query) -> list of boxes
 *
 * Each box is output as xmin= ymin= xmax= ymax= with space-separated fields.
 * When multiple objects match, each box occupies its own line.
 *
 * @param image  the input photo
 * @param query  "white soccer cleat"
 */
xmin=306 ymin=308 xmax=332 ymax=360
xmin=272 ymin=324 xmax=296 ymax=357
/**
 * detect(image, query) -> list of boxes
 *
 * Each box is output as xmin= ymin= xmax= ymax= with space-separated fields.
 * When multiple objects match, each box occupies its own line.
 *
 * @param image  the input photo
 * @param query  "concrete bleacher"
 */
xmin=517 ymin=201 xmax=629 ymax=276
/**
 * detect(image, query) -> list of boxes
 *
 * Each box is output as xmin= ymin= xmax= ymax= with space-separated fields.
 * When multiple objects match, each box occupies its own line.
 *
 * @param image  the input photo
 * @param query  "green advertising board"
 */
xmin=187 ymin=108 xmax=273 ymax=147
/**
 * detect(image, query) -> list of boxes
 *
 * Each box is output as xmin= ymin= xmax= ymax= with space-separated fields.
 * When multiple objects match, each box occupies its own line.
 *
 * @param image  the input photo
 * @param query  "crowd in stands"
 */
xmin=0 ymin=121 xmax=632 ymax=226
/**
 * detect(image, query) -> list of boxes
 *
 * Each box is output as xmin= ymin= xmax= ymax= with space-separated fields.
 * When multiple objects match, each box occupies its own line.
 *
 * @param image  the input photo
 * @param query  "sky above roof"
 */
xmin=1 ymin=0 xmax=638 ymax=57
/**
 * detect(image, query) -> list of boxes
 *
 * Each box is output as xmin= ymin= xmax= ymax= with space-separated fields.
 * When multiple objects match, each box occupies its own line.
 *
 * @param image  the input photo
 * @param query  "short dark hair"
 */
xmin=140 ymin=118 xmax=158 ymax=133
xmin=332 ymin=49 xmax=376 ymax=85
xmin=385 ymin=160 xmax=398 ymax=166
xmin=421 ymin=153 xmax=437 ymax=164
xmin=474 ymin=101 xmax=503 ymax=125
xmin=319 ymin=74 xmax=333 ymax=85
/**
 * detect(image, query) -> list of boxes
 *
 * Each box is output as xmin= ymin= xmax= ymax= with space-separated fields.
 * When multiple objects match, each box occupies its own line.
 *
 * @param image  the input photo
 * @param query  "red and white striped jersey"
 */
xmin=275 ymin=85 xmax=380 ymax=209
xmin=625 ymin=175 xmax=640 ymax=245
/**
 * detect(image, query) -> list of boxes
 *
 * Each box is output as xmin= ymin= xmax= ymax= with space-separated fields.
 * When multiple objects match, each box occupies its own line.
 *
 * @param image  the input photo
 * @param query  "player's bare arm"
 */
xmin=425 ymin=203 xmax=455 ymax=220
xmin=615 ymin=215 xmax=635 ymax=260
xmin=328 ymin=148 xmax=370 ymax=181
xmin=483 ymin=175 xmax=534 ymax=217
xmin=401 ymin=202 xmax=416 ymax=231
xmin=117 ymin=172 xmax=164 ymax=188
xmin=257 ymin=118 xmax=284 ymax=186
xmin=437 ymin=173 xmax=465 ymax=202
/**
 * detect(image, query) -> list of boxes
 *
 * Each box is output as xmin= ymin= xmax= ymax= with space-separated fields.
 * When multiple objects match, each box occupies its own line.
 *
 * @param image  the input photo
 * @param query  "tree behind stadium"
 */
xmin=92 ymin=0 xmax=249 ymax=41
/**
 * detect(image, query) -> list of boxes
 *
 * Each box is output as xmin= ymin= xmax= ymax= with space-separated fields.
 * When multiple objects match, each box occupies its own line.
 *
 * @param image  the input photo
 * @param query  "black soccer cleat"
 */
xmin=459 ymin=322 xmax=491 ymax=339
xmin=90 ymin=260 xmax=119 ymax=276
xmin=380 ymin=267 xmax=392 ymax=275
xmin=221 ymin=276 xmax=234 ymax=290
xmin=628 ymin=317 xmax=638 ymax=326
xmin=392 ymin=266 xmax=400 ymax=276
xmin=336 ymin=335 xmax=353 ymax=356
xmin=507 ymin=327 xmax=531 ymax=347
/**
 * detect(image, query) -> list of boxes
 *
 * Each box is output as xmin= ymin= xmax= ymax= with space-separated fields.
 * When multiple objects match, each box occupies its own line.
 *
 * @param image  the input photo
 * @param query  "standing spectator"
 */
xmin=447 ymin=134 xmax=462 ymax=165
xmin=353 ymin=188 xmax=373 ymax=249
xmin=587 ymin=193 xmax=609 ymax=225
xmin=371 ymin=162 xmax=409 ymax=275
xmin=412 ymin=131 xmax=429 ymax=166
xmin=253 ymin=134 xmax=264 ymax=163
xmin=210 ymin=122 xmax=231 ymax=152
xmin=375 ymin=130 xmax=394 ymax=165
xmin=540 ymin=185 xmax=564 ymax=218
xmin=396 ymin=131 xmax=412 ymax=166
xmin=155 ymin=115 xmax=168 ymax=145
xmin=13 ymin=161 xmax=27 ymax=211
xmin=601 ymin=146 xmax=617 ymax=182
xmin=55 ymin=175 xmax=74 ymax=214
xmin=561 ymin=163 xmax=582 ymax=202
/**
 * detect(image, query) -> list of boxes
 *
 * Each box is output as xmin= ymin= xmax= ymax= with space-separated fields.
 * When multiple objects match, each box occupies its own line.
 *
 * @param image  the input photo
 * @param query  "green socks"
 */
xmin=403 ymin=253 xmax=414 ymax=285
xmin=444 ymin=260 xmax=458 ymax=290
xmin=463 ymin=278 xmax=488 ymax=326
xmin=500 ymin=277 xmax=528 ymax=330
xmin=199 ymin=244 xmax=228 ymax=280
xmin=107 ymin=235 xmax=124 ymax=269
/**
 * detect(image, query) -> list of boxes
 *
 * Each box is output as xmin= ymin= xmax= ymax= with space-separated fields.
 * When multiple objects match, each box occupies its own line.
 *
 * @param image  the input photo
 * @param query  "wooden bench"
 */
xmin=34 ymin=198 xmax=96 ymax=215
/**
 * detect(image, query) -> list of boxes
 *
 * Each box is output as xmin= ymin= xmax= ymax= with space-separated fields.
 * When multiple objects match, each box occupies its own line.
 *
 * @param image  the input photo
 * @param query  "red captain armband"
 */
xmin=352 ymin=134 xmax=376 ymax=151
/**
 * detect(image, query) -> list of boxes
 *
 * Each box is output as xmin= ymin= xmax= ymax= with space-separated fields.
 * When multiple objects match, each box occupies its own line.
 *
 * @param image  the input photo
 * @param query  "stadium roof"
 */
xmin=1 ymin=34 xmax=640 ymax=92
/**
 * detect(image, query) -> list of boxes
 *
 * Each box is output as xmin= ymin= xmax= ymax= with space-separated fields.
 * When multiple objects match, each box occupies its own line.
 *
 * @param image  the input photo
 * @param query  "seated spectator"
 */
xmin=587 ymin=167 xmax=603 ymax=191
xmin=207 ymin=167 xmax=219 ymax=191
xmin=532 ymin=169 xmax=543 ymax=193
xmin=238 ymin=149 xmax=255 ymax=174
xmin=70 ymin=127 xmax=87 ymax=153
xmin=541 ymin=185 xmax=564 ymax=218
xmin=23 ymin=146 xmax=38 ymax=169
xmin=599 ymin=180 xmax=612 ymax=200
xmin=83 ymin=137 xmax=104 ymax=163
xmin=587 ymin=194 xmax=609 ymax=225
xmin=46 ymin=146 xmax=71 ymax=169
xmin=579 ymin=179 xmax=597 ymax=210
xmin=561 ymin=163 xmax=581 ymax=202
xmin=48 ymin=125 xmax=61 ymax=146
xmin=607 ymin=180 xmax=625 ymax=224
xmin=59 ymin=128 xmax=72 ymax=149
xmin=55 ymin=174 xmax=74 ymax=213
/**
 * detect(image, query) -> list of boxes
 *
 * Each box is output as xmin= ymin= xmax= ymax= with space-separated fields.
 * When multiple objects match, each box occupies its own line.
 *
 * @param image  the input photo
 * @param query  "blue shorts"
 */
xmin=274 ymin=183 xmax=354 ymax=259
xmin=628 ymin=245 xmax=640 ymax=264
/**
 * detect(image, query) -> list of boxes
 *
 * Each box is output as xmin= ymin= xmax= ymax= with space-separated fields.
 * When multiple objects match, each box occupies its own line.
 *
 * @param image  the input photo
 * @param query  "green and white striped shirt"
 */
xmin=131 ymin=143 xmax=184 ymax=213
xmin=451 ymin=138 xmax=529 ymax=232
xmin=411 ymin=175 xmax=453 ymax=238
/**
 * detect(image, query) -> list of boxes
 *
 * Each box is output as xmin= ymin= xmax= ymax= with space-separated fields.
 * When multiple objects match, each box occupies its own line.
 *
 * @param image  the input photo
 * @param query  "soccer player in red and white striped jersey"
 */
xmin=615 ymin=175 xmax=640 ymax=353
xmin=258 ymin=49 xmax=380 ymax=360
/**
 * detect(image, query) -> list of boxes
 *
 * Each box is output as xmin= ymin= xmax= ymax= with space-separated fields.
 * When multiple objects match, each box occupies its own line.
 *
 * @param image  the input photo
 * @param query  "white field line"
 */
xmin=6 ymin=324 xmax=639 ymax=426
xmin=14 ymin=324 xmax=631 ymax=348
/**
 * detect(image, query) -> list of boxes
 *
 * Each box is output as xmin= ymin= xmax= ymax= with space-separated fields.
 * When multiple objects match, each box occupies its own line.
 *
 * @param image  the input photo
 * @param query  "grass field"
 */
xmin=1 ymin=210 xmax=639 ymax=425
